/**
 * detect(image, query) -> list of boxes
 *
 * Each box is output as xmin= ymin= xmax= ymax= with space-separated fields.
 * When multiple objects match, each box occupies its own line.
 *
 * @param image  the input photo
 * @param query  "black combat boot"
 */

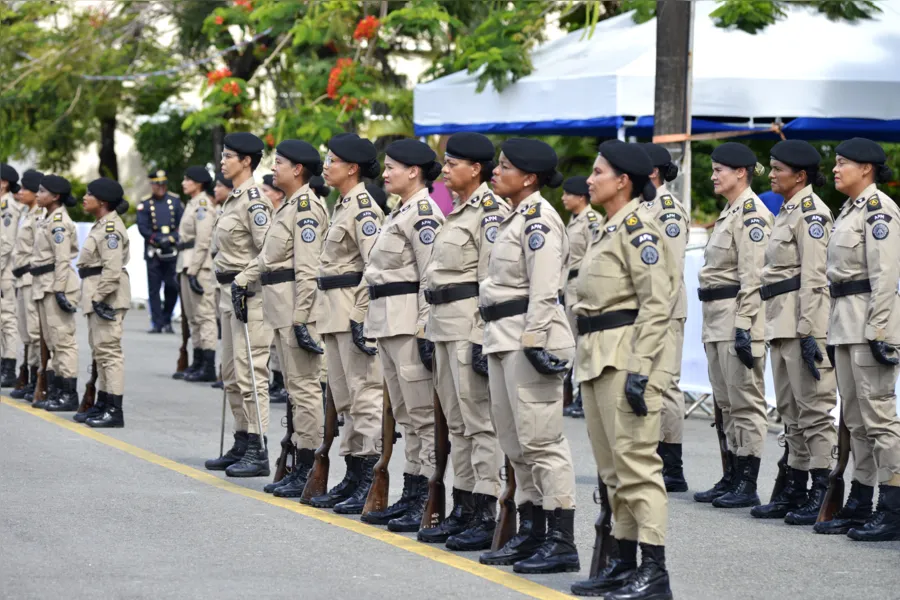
xmin=75 ymin=390 xmax=108 ymax=424
xmin=273 ymin=448 xmax=316 ymax=498
xmin=0 ymin=358 xmax=17 ymax=387
xmin=785 ymin=468 xmax=829 ymax=525
xmin=264 ymin=447 xmax=296 ymax=493
xmin=446 ymin=493 xmax=497 ymax=551
xmin=513 ymin=508 xmax=580 ymax=574
xmin=751 ymin=466 xmax=808 ymax=519
xmin=713 ymin=455 xmax=761 ymax=508
xmin=334 ymin=456 xmax=379 ymax=514
xmin=694 ymin=451 xmax=737 ymax=503
xmin=186 ymin=350 xmax=217 ymax=382
xmin=86 ymin=394 xmax=124 ymax=428
xmin=11 ymin=365 xmax=35 ymax=400
xmin=308 ymin=456 xmax=362 ymax=508
xmin=848 ymin=485 xmax=900 ymax=542
xmin=225 ymin=434 xmax=270 ymax=477
xmin=659 ymin=442 xmax=689 ymax=493
xmin=205 ymin=431 xmax=249 ymax=471
xmin=605 ymin=544 xmax=673 ymax=600
xmin=813 ymin=479 xmax=874 ymax=535
xmin=388 ymin=475 xmax=429 ymax=532
xmin=571 ymin=538 xmax=637 ymax=597
xmin=45 ymin=377 xmax=79 ymax=412
xmin=418 ymin=488 xmax=476 ymax=543
xmin=480 ymin=502 xmax=546 ymax=565
xmin=174 ymin=348 xmax=201 ymax=380
xmin=32 ymin=371 xmax=58 ymax=409
xmin=361 ymin=472 xmax=419 ymax=524
xmin=570 ymin=392 xmax=584 ymax=418
xmin=269 ymin=370 xmax=287 ymax=404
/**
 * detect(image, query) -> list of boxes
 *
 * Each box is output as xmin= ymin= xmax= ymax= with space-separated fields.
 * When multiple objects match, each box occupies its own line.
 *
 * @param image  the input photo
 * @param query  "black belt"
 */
xmin=261 ymin=269 xmax=294 ymax=286
xmin=576 ymin=310 xmax=639 ymax=336
xmin=12 ymin=265 xmax=31 ymax=278
xmin=78 ymin=266 xmax=103 ymax=278
xmin=30 ymin=264 xmax=54 ymax=276
xmin=216 ymin=271 xmax=238 ymax=285
xmin=176 ymin=241 xmax=195 ymax=251
xmin=479 ymin=298 xmax=528 ymax=322
xmin=317 ymin=272 xmax=363 ymax=290
xmin=568 ymin=268 xmax=579 ymax=281
xmin=760 ymin=275 xmax=801 ymax=300
xmin=698 ymin=285 xmax=741 ymax=302
xmin=368 ymin=281 xmax=419 ymax=300
xmin=425 ymin=283 xmax=479 ymax=305
xmin=830 ymin=278 xmax=871 ymax=298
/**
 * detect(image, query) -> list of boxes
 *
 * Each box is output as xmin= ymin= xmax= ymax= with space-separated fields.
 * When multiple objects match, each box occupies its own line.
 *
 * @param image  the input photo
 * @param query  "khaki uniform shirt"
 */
xmin=214 ymin=177 xmax=272 ymax=295
xmin=0 ymin=194 xmax=24 ymax=281
xmin=480 ymin=191 xmax=574 ymax=354
xmin=317 ymin=182 xmax=384 ymax=334
xmin=699 ymin=187 xmax=774 ymax=353
xmin=32 ymin=205 xmax=80 ymax=301
xmin=365 ymin=187 xmax=444 ymax=339
xmin=564 ymin=206 xmax=601 ymax=310
xmin=77 ymin=212 xmax=131 ymax=314
xmin=573 ymin=199 xmax=674 ymax=381
xmin=762 ymin=186 xmax=832 ymax=341
xmin=827 ymin=183 xmax=900 ymax=345
xmin=426 ymin=183 xmax=510 ymax=344
xmin=641 ymin=183 xmax=690 ymax=320
xmin=12 ymin=205 xmax=43 ymax=289
xmin=177 ymin=192 xmax=215 ymax=277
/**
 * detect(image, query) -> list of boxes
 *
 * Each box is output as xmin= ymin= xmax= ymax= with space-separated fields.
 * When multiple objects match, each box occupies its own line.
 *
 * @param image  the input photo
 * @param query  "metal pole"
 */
xmin=242 ymin=320 xmax=266 ymax=447
xmin=219 ymin=388 xmax=227 ymax=457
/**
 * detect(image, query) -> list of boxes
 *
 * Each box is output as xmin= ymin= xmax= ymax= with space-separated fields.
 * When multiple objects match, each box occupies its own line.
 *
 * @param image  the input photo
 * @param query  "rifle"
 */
xmin=14 ymin=346 xmax=28 ymax=391
xmin=33 ymin=320 xmax=50 ymax=403
xmin=77 ymin=360 xmax=97 ymax=414
xmin=768 ymin=432 xmax=790 ymax=502
xmin=817 ymin=409 xmax=850 ymax=523
xmin=273 ymin=402 xmax=295 ymax=484
xmin=589 ymin=476 xmax=618 ymax=578
xmin=421 ymin=390 xmax=449 ymax=530
xmin=491 ymin=456 xmax=517 ymax=551
xmin=301 ymin=382 xmax=338 ymax=502
xmin=363 ymin=383 xmax=395 ymax=516
xmin=713 ymin=397 xmax=729 ymax=475
xmin=562 ymin=367 xmax=573 ymax=409
xmin=175 ymin=293 xmax=189 ymax=377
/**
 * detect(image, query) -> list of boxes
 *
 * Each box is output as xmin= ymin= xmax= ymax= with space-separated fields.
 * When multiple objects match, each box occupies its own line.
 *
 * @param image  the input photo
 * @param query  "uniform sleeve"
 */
xmin=410 ymin=214 xmax=441 ymax=336
xmin=659 ymin=210 xmax=688 ymax=285
xmin=733 ymin=216 xmax=768 ymax=331
xmin=623 ymin=230 xmax=672 ymax=376
xmin=864 ymin=206 xmax=900 ymax=341
xmin=521 ymin=216 xmax=565 ymax=348
xmin=188 ymin=206 xmax=215 ymax=277
xmin=470 ymin=205 xmax=510 ymax=345
xmin=50 ymin=222 xmax=73 ymax=293
xmin=293 ymin=204 xmax=327 ymax=325
xmin=136 ymin=204 xmax=154 ymax=243
xmin=348 ymin=209 xmax=383 ymax=324
xmin=0 ymin=210 xmax=19 ymax=273
xmin=94 ymin=227 xmax=124 ymax=302
xmin=236 ymin=201 xmax=271 ymax=286
xmin=796 ymin=212 xmax=830 ymax=338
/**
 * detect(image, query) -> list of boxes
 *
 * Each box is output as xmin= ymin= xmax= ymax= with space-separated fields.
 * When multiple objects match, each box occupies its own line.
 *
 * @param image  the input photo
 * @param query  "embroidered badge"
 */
xmin=749 ymin=227 xmax=765 ymax=242
xmin=528 ymin=232 xmax=545 ymax=250
xmin=872 ymin=222 xmax=889 ymax=240
xmin=248 ymin=187 xmax=261 ymax=200
xmin=417 ymin=200 xmax=433 ymax=215
xmin=357 ymin=194 xmax=372 ymax=209
xmin=801 ymin=197 xmax=814 ymax=212
xmin=300 ymin=229 xmax=316 ymax=243
xmin=867 ymin=195 xmax=883 ymax=212
xmin=524 ymin=203 xmax=542 ymax=220
xmin=485 ymin=226 xmax=498 ymax=243
xmin=419 ymin=228 xmax=436 ymax=244
xmin=254 ymin=212 xmax=268 ymax=226
xmin=361 ymin=221 xmax=377 ymax=236
xmin=666 ymin=223 xmax=680 ymax=238
xmin=808 ymin=223 xmax=825 ymax=239
xmin=661 ymin=195 xmax=675 ymax=209
xmin=630 ymin=232 xmax=659 ymax=247
xmin=107 ymin=233 xmax=119 ymax=249
xmin=641 ymin=246 xmax=659 ymax=265
xmin=624 ymin=213 xmax=643 ymax=233
xmin=743 ymin=199 xmax=756 ymax=214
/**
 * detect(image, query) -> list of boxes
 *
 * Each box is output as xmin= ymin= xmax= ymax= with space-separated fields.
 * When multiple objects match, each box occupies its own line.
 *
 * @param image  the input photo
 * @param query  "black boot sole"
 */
xmin=570 ymin=582 xmax=631 ymax=597
xmin=479 ymin=552 xmax=537 ymax=566
xmin=308 ymin=496 xmax=352 ymax=509
xmin=46 ymin=402 xmax=79 ymax=412
xmin=513 ymin=559 xmax=581 ymax=574
xmin=361 ymin=510 xmax=409 ymax=525
xmin=333 ymin=503 xmax=366 ymax=515
xmin=273 ymin=488 xmax=308 ymax=498
xmin=172 ymin=372 xmax=186 ymax=380
xmin=225 ymin=468 xmax=271 ymax=478
xmin=847 ymin=528 xmax=900 ymax=541
xmin=87 ymin=420 xmax=125 ymax=428
xmin=445 ymin=537 xmax=493 ymax=551
xmin=665 ymin=482 xmax=689 ymax=493
xmin=712 ymin=499 xmax=761 ymax=509
xmin=205 ymin=460 xmax=239 ymax=471
xmin=784 ymin=514 xmax=818 ymax=525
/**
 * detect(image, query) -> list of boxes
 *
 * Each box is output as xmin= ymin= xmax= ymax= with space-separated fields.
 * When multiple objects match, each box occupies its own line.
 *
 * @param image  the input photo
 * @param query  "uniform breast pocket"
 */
xmin=323 ymin=226 xmax=347 ymax=258
xmin=767 ymin=227 xmax=796 ymax=263
xmin=490 ymin=242 xmax=524 ymax=282
xmin=262 ymin=226 xmax=290 ymax=264
xmin=434 ymin=228 xmax=471 ymax=270
xmin=829 ymin=231 xmax=863 ymax=270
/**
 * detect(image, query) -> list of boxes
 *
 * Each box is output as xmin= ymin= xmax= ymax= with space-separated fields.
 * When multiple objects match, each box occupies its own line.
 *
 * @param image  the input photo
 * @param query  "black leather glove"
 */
xmin=230 ymin=282 xmax=253 ymax=323
xmin=293 ymin=324 xmax=324 ymax=355
xmin=55 ymin=291 xmax=77 ymax=314
xmin=350 ymin=320 xmax=377 ymax=356
xmin=158 ymin=237 xmax=173 ymax=251
xmin=417 ymin=338 xmax=435 ymax=371
xmin=800 ymin=336 xmax=823 ymax=380
xmin=92 ymin=301 xmax=116 ymax=321
xmin=624 ymin=372 xmax=649 ymax=417
xmin=188 ymin=274 xmax=204 ymax=295
xmin=523 ymin=347 xmax=568 ymax=375
xmin=869 ymin=339 xmax=899 ymax=366
xmin=734 ymin=328 xmax=754 ymax=369
xmin=471 ymin=343 xmax=488 ymax=377
xmin=826 ymin=344 xmax=836 ymax=367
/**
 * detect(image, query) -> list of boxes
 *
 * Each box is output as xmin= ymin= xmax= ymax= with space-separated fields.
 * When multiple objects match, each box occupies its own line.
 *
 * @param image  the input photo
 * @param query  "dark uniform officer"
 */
xmin=137 ymin=170 xmax=184 ymax=333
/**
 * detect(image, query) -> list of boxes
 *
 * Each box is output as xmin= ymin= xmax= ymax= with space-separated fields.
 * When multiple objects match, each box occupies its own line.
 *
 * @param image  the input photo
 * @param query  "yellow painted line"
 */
xmin=2 ymin=397 xmax=574 ymax=600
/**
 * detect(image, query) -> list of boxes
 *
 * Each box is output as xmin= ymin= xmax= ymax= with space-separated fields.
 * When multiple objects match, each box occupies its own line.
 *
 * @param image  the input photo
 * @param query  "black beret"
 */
xmin=224 ymin=132 xmax=265 ymax=155
xmin=385 ymin=139 xmax=436 ymax=167
xmin=261 ymin=174 xmax=283 ymax=193
xmin=710 ymin=142 xmax=757 ymax=169
xmin=501 ymin=138 xmax=558 ymax=175
xmin=87 ymin=177 xmax=124 ymax=205
xmin=1 ymin=163 xmax=19 ymax=193
xmin=184 ymin=166 xmax=212 ymax=185
xmin=366 ymin=183 xmax=388 ymax=211
xmin=598 ymin=141 xmax=653 ymax=178
xmin=642 ymin=143 xmax=672 ymax=167
xmin=148 ymin=169 xmax=167 ymax=183
xmin=563 ymin=176 xmax=589 ymax=196
xmin=20 ymin=169 xmax=44 ymax=193
xmin=328 ymin=133 xmax=376 ymax=165
xmin=41 ymin=174 xmax=71 ymax=197
xmin=276 ymin=140 xmax=322 ymax=170
xmin=445 ymin=132 xmax=495 ymax=163
xmin=215 ymin=172 xmax=233 ymax=188
xmin=770 ymin=140 xmax=821 ymax=169
xmin=835 ymin=137 xmax=886 ymax=165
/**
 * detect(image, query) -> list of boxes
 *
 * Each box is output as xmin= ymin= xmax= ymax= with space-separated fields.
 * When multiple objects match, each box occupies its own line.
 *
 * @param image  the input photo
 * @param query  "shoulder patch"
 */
xmin=586 ymin=212 xmax=598 ymax=222
xmin=356 ymin=210 xmax=377 ymax=222
xmin=624 ymin=213 xmax=643 ymax=234
xmin=527 ymin=232 xmax=545 ymax=251
xmin=297 ymin=217 xmax=319 ymax=229
xmin=867 ymin=195 xmax=883 ymax=212
xmin=418 ymin=228 xmax=436 ymax=244
xmin=808 ymin=223 xmax=825 ymax=239
xmin=199 ymin=198 xmax=208 ymax=207
xmin=749 ymin=227 xmax=765 ymax=242
xmin=640 ymin=245 xmax=659 ymax=265
xmin=52 ymin=226 xmax=65 ymax=234
xmin=630 ymin=232 xmax=659 ymax=247
xmin=481 ymin=195 xmax=499 ymax=211
xmin=659 ymin=212 xmax=682 ymax=222
xmin=523 ymin=203 xmax=541 ymax=220
xmin=744 ymin=217 xmax=765 ymax=227
xmin=357 ymin=193 xmax=372 ymax=209
xmin=743 ymin=199 xmax=757 ymax=214
xmin=872 ymin=222 xmax=890 ymax=240
xmin=801 ymin=196 xmax=815 ymax=213
xmin=106 ymin=233 xmax=120 ymax=249
xmin=661 ymin=195 xmax=675 ymax=209
xmin=297 ymin=195 xmax=311 ymax=212
xmin=248 ymin=203 xmax=266 ymax=213
xmin=867 ymin=213 xmax=892 ymax=225
xmin=105 ymin=221 xmax=116 ymax=232
xmin=482 ymin=214 xmax=502 ymax=227
xmin=53 ymin=213 xmax=63 ymax=222
xmin=526 ymin=223 xmax=551 ymax=236
xmin=414 ymin=218 xmax=440 ymax=231
xmin=806 ymin=214 xmax=827 ymax=224
xmin=247 ymin=187 xmax=261 ymax=200
xmin=665 ymin=222 xmax=681 ymax=238
xmin=361 ymin=221 xmax=378 ymax=236
xmin=606 ymin=224 xmax=617 ymax=233
xmin=417 ymin=199 xmax=433 ymax=216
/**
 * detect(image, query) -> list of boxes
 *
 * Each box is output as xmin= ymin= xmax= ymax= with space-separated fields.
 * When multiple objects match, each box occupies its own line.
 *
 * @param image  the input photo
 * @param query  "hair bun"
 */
xmin=115 ymin=199 xmax=129 ymax=215
xmin=63 ymin=194 xmax=77 ymax=208
xmin=362 ymin=159 xmax=381 ymax=179
xmin=753 ymin=162 xmax=765 ymax=177
xmin=547 ymin=171 xmax=564 ymax=189
xmin=310 ymin=175 xmax=330 ymax=198
xmin=814 ymin=172 xmax=827 ymax=187
xmin=642 ymin=181 xmax=656 ymax=201
xmin=876 ymin=164 xmax=894 ymax=184
xmin=664 ymin=162 xmax=679 ymax=182
xmin=424 ymin=161 xmax=443 ymax=182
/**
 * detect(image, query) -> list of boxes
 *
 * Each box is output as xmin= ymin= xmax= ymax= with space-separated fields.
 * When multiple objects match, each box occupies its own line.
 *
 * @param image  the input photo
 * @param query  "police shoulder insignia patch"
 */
xmin=297 ymin=195 xmax=311 ymax=212
xmin=743 ymin=199 xmax=757 ymax=214
xmin=867 ymin=195 xmax=883 ymax=212
xmin=297 ymin=217 xmax=319 ymax=229
xmin=805 ymin=214 xmax=826 ymax=224
xmin=661 ymin=195 xmax=675 ymax=209
xmin=414 ymin=218 xmax=439 ymax=231
xmin=606 ymin=224 xmax=617 ymax=233
xmin=361 ymin=221 xmax=378 ymax=236
xmin=630 ymin=232 xmax=659 ymax=247
xmin=418 ymin=228 xmax=436 ymax=244
xmin=106 ymin=233 xmax=119 ymax=249
xmin=801 ymin=196 xmax=815 ymax=212
xmin=247 ymin=187 xmax=261 ymax=200
xmin=356 ymin=210 xmax=376 ymax=222
xmin=659 ymin=212 xmax=682 ymax=222
xmin=640 ymin=245 xmax=659 ymax=265
xmin=53 ymin=213 xmax=63 ymax=222
xmin=105 ymin=221 xmax=116 ymax=233
xmin=485 ymin=226 xmax=498 ymax=243
xmin=665 ymin=223 xmax=681 ymax=238
xmin=867 ymin=213 xmax=892 ymax=225
xmin=253 ymin=212 xmax=268 ymax=226
xmin=0 ymin=200 xmax=6 ymax=210
xmin=527 ymin=232 xmax=545 ymax=250
xmin=526 ymin=222 xmax=551 ymax=236
xmin=481 ymin=195 xmax=498 ymax=211
xmin=624 ymin=212 xmax=643 ymax=233
xmin=417 ymin=200 xmax=433 ymax=215
xmin=749 ymin=227 xmax=765 ymax=242
xmin=744 ymin=217 xmax=764 ymax=228
xmin=587 ymin=211 xmax=598 ymax=222
xmin=808 ymin=223 xmax=825 ymax=239
xmin=523 ymin=203 xmax=541 ymax=220
xmin=248 ymin=203 xmax=266 ymax=213
xmin=871 ymin=222 xmax=890 ymax=240
xmin=357 ymin=193 xmax=372 ymax=209
xmin=482 ymin=214 xmax=502 ymax=227
xmin=199 ymin=198 xmax=207 ymax=207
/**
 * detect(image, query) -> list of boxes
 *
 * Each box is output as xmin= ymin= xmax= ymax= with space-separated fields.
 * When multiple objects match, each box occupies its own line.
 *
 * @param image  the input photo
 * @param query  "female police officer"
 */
xmin=477 ymin=138 xmax=578 ymax=574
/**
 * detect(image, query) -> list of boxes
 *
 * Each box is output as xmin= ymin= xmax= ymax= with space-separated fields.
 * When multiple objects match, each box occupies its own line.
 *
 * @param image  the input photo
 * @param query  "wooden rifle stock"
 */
xmin=273 ymin=402 xmax=295 ymax=483
xmin=713 ymin=397 xmax=729 ymax=474
xmin=14 ymin=346 xmax=28 ymax=391
xmin=563 ymin=367 xmax=573 ymax=408
xmin=301 ymin=382 xmax=337 ymax=501
xmin=421 ymin=390 xmax=449 ymax=530
xmin=818 ymin=410 xmax=850 ymax=523
xmin=33 ymin=321 xmax=50 ymax=403
xmin=589 ymin=476 xmax=617 ymax=578
xmin=175 ymin=294 xmax=189 ymax=375
xmin=491 ymin=456 xmax=517 ymax=551
xmin=77 ymin=360 xmax=98 ymax=414
xmin=363 ymin=383 xmax=395 ymax=516
xmin=768 ymin=433 xmax=790 ymax=502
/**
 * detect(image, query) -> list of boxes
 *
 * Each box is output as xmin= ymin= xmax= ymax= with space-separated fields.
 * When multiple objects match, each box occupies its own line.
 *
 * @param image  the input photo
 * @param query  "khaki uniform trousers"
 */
xmin=324 ymin=332 xmax=382 ymax=457
xmin=1 ymin=276 xmax=19 ymax=359
xmin=37 ymin=295 xmax=77 ymax=378
xmin=379 ymin=335 xmax=436 ymax=479
xmin=16 ymin=285 xmax=39 ymax=368
xmin=583 ymin=367 xmax=667 ymax=546
xmin=771 ymin=338 xmax=837 ymax=471
xmin=434 ymin=340 xmax=502 ymax=497
xmin=88 ymin=311 xmax=125 ymax=395
xmin=705 ymin=341 xmax=768 ymax=457
xmin=220 ymin=287 xmax=272 ymax=435
xmin=273 ymin=324 xmax=324 ymax=450
xmin=488 ymin=348 xmax=576 ymax=511
xmin=660 ymin=318 xmax=686 ymax=444
xmin=834 ymin=344 xmax=900 ymax=484
xmin=180 ymin=271 xmax=217 ymax=351
xmin=270 ymin=342 xmax=281 ymax=372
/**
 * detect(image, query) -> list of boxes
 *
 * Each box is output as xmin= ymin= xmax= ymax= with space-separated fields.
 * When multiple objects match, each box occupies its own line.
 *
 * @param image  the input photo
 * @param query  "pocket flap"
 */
xmin=400 ymin=362 xmax=433 ymax=383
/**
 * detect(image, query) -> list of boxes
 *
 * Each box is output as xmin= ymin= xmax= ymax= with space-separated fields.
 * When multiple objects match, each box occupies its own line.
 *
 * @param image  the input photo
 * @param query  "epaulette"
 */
xmin=854 ymin=196 xmax=867 ymax=208
xmin=357 ymin=193 xmax=372 ymax=209
xmin=417 ymin=199 xmax=433 ymax=215
xmin=481 ymin=195 xmax=499 ymax=211
xmin=586 ymin=212 xmax=598 ymax=223
xmin=297 ymin=195 xmax=311 ymax=212
xmin=0 ymin=200 xmax=6 ymax=210
xmin=624 ymin=212 xmax=643 ymax=234
xmin=53 ymin=213 xmax=63 ymax=222
xmin=105 ymin=221 xmax=116 ymax=233
xmin=801 ymin=196 xmax=815 ymax=213
xmin=199 ymin=198 xmax=208 ymax=207
xmin=522 ymin=202 xmax=541 ymax=220
xmin=661 ymin=195 xmax=675 ymax=209
xmin=247 ymin=187 xmax=261 ymax=200
xmin=742 ymin=199 xmax=757 ymax=214
xmin=866 ymin=195 xmax=883 ymax=212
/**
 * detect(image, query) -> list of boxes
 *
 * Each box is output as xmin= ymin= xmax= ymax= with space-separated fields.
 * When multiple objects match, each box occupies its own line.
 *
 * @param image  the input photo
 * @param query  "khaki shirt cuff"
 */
xmin=293 ymin=310 xmax=309 ymax=326
xmin=349 ymin=308 xmax=367 ymax=324
xmin=626 ymin=357 xmax=650 ymax=376
xmin=865 ymin=324 xmax=884 ymax=342
xmin=733 ymin=316 xmax=752 ymax=331
xmin=416 ymin=324 xmax=427 ymax=339
xmin=234 ymin=272 xmax=249 ymax=288
xmin=521 ymin=331 xmax=547 ymax=348
xmin=796 ymin=322 xmax=812 ymax=337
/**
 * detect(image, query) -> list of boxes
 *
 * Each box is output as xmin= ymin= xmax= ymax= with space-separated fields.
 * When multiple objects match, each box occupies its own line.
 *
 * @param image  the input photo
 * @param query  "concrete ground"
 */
xmin=1 ymin=309 xmax=898 ymax=600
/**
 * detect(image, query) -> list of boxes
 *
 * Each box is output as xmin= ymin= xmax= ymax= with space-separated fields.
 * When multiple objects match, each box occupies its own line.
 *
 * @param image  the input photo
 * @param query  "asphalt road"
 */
xmin=1 ymin=310 xmax=898 ymax=600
